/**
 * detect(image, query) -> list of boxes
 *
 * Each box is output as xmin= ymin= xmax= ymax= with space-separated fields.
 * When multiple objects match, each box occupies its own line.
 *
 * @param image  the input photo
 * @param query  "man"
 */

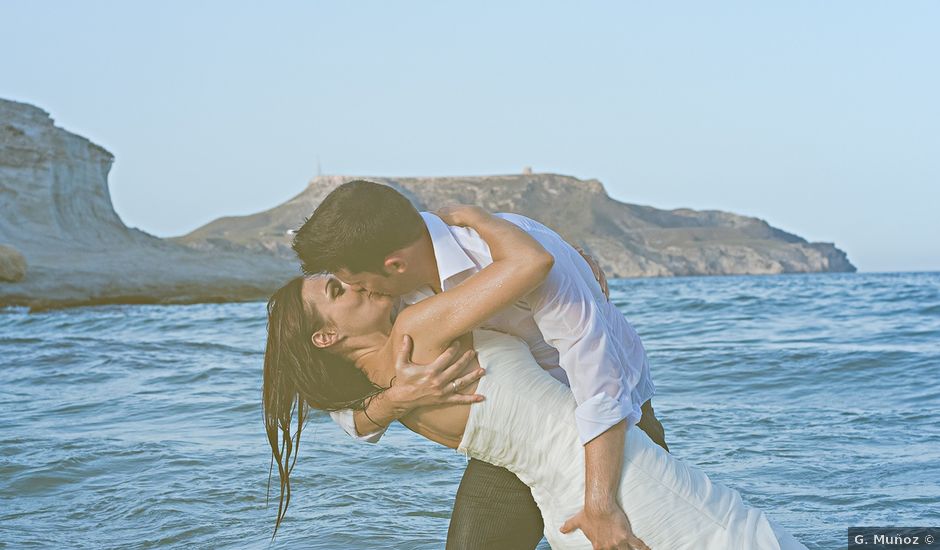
xmin=292 ymin=180 xmax=667 ymax=550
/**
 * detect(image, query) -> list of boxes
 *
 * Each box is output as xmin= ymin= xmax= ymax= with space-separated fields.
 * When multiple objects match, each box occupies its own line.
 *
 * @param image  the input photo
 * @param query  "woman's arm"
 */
xmin=443 ymin=207 xmax=609 ymax=299
xmin=393 ymin=207 xmax=554 ymax=357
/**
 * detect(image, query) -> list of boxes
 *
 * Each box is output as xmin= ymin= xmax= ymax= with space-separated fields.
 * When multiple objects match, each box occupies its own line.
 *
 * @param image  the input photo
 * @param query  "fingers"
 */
xmin=434 ymin=206 xmax=454 ymax=223
xmin=442 ymin=366 xmax=485 ymax=403
xmin=625 ymin=535 xmax=651 ymax=550
xmin=591 ymin=262 xmax=608 ymax=298
xmin=559 ymin=513 xmax=580 ymax=534
xmin=426 ymin=340 xmax=462 ymax=373
xmin=435 ymin=204 xmax=470 ymax=225
xmin=577 ymin=248 xmax=610 ymax=301
xmin=454 ymin=365 xmax=486 ymax=389
xmin=397 ymin=334 xmax=414 ymax=365
xmin=440 ymin=349 xmax=476 ymax=379
xmin=444 ymin=392 xmax=485 ymax=404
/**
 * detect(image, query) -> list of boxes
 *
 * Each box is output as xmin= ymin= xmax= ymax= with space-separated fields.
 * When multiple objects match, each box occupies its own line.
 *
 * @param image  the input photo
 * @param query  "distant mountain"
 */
xmin=1 ymin=97 xmax=854 ymax=310
xmin=0 ymin=98 xmax=294 ymax=310
xmin=176 ymin=174 xmax=855 ymax=278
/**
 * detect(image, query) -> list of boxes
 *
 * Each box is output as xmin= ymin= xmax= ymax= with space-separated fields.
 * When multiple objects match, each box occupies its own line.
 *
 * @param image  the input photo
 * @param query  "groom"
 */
xmin=292 ymin=180 xmax=668 ymax=550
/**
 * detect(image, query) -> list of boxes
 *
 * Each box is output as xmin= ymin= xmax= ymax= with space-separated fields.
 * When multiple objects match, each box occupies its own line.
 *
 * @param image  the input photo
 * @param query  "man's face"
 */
xmin=334 ymin=267 xmax=415 ymax=298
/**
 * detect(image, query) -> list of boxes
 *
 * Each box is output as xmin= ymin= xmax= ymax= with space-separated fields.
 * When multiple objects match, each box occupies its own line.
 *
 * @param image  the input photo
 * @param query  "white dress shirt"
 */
xmin=328 ymin=212 xmax=655 ymax=445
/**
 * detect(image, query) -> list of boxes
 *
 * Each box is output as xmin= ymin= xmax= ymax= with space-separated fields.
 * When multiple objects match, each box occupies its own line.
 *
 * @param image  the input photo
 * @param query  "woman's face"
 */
xmin=301 ymin=274 xmax=394 ymax=345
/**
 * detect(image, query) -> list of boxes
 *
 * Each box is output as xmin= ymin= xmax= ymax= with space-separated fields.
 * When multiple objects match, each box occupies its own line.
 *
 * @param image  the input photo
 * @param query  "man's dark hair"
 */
xmin=292 ymin=180 xmax=425 ymax=275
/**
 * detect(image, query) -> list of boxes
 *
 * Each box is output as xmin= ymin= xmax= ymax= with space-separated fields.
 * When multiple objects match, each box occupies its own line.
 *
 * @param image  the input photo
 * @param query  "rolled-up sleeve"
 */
xmin=513 ymin=218 xmax=647 ymax=445
xmin=328 ymin=408 xmax=388 ymax=444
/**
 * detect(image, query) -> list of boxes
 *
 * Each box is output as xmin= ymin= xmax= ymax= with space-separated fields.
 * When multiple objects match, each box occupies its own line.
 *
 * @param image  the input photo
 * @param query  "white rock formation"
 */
xmin=0 ymin=98 xmax=295 ymax=309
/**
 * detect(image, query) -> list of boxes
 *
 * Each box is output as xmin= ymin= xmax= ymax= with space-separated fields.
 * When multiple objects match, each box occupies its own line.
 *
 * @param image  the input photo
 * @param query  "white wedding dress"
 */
xmin=457 ymin=329 xmax=807 ymax=550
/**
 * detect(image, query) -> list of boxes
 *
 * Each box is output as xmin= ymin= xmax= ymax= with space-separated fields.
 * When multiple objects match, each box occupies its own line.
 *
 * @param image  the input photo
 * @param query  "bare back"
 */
xmin=367 ymin=327 xmax=480 ymax=449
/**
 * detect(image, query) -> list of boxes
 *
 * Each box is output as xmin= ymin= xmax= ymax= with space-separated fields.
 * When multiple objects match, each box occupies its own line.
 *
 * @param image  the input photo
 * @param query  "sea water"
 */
xmin=1 ymin=272 xmax=938 ymax=549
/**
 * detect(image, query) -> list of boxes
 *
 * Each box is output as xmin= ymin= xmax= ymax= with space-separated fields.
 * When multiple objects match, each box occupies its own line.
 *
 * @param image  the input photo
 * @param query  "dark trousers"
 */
xmin=445 ymin=399 xmax=668 ymax=550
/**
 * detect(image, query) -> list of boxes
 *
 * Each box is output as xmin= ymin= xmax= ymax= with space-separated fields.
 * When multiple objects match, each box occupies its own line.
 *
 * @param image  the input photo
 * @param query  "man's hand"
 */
xmin=385 ymin=335 xmax=485 ymax=412
xmin=575 ymin=246 xmax=609 ymax=301
xmin=560 ymin=502 xmax=650 ymax=550
xmin=352 ymin=329 xmax=485 ymax=437
xmin=561 ymin=421 xmax=649 ymax=550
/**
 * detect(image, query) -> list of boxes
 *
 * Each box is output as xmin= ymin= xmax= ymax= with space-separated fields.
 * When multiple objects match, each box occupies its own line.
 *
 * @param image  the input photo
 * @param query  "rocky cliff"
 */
xmin=177 ymin=174 xmax=855 ymax=278
xmin=0 ymin=98 xmax=295 ymax=310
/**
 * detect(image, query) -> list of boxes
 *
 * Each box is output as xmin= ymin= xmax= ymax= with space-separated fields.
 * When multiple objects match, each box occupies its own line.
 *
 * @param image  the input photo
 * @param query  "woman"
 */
xmin=262 ymin=207 xmax=807 ymax=549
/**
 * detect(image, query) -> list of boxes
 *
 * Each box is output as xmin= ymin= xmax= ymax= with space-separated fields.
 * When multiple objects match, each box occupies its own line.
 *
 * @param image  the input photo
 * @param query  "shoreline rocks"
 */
xmin=0 ymin=244 xmax=27 ymax=282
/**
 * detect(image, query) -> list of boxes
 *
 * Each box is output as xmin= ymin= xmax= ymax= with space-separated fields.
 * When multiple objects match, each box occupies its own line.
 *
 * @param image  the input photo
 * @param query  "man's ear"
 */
xmin=311 ymin=328 xmax=339 ymax=349
xmin=383 ymin=254 xmax=408 ymax=275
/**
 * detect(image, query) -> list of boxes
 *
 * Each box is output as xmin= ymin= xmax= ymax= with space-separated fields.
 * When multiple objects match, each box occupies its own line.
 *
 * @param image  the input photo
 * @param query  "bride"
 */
xmin=261 ymin=207 xmax=807 ymax=549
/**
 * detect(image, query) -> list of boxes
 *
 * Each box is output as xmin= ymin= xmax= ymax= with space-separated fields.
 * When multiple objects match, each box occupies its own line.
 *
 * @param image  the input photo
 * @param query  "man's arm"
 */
xmin=560 ymin=420 xmax=650 ymax=550
xmin=500 ymin=214 xmax=651 ymax=549
xmin=502 ymin=214 xmax=646 ymax=441
xmin=329 ymin=335 xmax=485 ymax=442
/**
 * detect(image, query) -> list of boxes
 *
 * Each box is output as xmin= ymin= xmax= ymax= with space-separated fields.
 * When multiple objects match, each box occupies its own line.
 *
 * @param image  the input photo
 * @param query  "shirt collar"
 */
xmin=420 ymin=212 xmax=478 ymax=290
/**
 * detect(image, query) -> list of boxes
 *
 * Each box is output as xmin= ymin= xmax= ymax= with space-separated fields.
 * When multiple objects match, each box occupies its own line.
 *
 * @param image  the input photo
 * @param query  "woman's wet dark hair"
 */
xmin=261 ymin=276 xmax=385 ymax=539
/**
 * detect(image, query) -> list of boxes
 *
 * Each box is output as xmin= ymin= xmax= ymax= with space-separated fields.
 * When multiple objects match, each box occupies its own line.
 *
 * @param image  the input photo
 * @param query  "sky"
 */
xmin=2 ymin=1 xmax=938 ymax=273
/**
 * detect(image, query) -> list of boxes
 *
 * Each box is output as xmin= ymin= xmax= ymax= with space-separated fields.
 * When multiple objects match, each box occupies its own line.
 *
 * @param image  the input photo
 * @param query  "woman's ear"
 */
xmin=311 ymin=328 xmax=339 ymax=349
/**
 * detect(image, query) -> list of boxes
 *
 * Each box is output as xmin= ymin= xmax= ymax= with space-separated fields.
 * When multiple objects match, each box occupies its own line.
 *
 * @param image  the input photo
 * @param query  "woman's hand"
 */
xmin=397 ymin=206 xmax=553 ymax=357
xmin=575 ymin=246 xmax=610 ymax=300
xmin=435 ymin=204 xmax=489 ymax=228
xmin=438 ymin=206 xmax=609 ymax=300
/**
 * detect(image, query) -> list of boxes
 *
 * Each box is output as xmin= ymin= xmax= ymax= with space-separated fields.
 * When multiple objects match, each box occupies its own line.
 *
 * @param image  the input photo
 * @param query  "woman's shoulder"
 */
xmin=390 ymin=295 xmax=448 ymax=342
xmin=388 ymin=306 xmax=455 ymax=360
xmin=389 ymin=305 xmax=420 ymax=341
